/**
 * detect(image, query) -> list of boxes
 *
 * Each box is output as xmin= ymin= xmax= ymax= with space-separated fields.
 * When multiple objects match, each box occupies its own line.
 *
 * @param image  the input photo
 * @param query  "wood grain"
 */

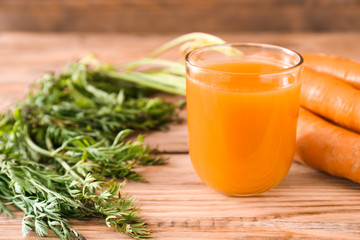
xmin=1 ymin=32 xmax=360 ymax=239
xmin=0 ymin=0 xmax=360 ymax=32
xmin=1 ymin=156 xmax=360 ymax=239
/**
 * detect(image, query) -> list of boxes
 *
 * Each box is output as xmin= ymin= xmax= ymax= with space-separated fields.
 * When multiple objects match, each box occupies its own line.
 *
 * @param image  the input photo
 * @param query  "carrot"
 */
xmin=303 ymin=53 xmax=360 ymax=90
xmin=300 ymin=67 xmax=360 ymax=134
xmin=295 ymin=108 xmax=360 ymax=183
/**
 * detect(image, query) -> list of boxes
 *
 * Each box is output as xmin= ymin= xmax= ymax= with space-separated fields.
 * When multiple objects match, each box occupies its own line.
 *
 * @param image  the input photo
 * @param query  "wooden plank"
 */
xmin=0 ymin=83 xmax=29 ymax=112
xmin=1 ymin=155 xmax=360 ymax=239
xmin=1 ymin=32 xmax=360 ymax=83
xmin=1 ymin=32 xmax=360 ymax=239
xmin=0 ymin=0 xmax=360 ymax=32
xmin=1 ymin=32 xmax=360 ymax=153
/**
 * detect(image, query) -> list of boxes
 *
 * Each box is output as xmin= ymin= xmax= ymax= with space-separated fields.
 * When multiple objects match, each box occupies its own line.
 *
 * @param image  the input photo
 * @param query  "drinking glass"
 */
xmin=185 ymin=43 xmax=303 ymax=196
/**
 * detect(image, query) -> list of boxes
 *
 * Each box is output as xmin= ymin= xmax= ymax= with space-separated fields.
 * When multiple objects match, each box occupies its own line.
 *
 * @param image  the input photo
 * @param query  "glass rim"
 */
xmin=185 ymin=43 xmax=304 ymax=76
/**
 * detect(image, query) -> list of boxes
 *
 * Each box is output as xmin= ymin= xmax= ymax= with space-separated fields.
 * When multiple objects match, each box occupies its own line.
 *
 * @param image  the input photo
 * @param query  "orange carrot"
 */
xmin=303 ymin=53 xmax=360 ymax=90
xmin=296 ymin=108 xmax=360 ymax=183
xmin=301 ymin=67 xmax=360 ymax=134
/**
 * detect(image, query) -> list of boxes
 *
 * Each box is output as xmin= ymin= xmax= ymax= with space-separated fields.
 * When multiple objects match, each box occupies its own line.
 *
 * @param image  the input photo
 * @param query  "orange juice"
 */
xmin=186 ymin=61 xmax=301 ymax=195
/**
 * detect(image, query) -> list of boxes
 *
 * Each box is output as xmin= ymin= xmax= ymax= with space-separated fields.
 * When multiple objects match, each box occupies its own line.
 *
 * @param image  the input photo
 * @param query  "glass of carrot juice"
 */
xmin=185 ymin=43 xmax=303 ymax=196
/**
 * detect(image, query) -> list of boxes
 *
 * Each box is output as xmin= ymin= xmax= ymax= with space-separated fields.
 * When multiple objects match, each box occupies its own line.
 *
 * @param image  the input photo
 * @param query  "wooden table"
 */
xmin=1 ymin=32 xmax=360 ymax=240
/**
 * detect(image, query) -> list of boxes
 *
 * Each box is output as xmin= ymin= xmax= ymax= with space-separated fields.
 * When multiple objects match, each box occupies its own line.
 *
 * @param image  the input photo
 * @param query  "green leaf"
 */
xmin=0 ymin=32 xmax=225 ymax=240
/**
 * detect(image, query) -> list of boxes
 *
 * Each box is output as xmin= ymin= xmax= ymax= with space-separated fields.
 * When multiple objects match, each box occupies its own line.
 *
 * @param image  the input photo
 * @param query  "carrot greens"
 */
xmin=0 ymin=33 xmax=226 ymax=239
